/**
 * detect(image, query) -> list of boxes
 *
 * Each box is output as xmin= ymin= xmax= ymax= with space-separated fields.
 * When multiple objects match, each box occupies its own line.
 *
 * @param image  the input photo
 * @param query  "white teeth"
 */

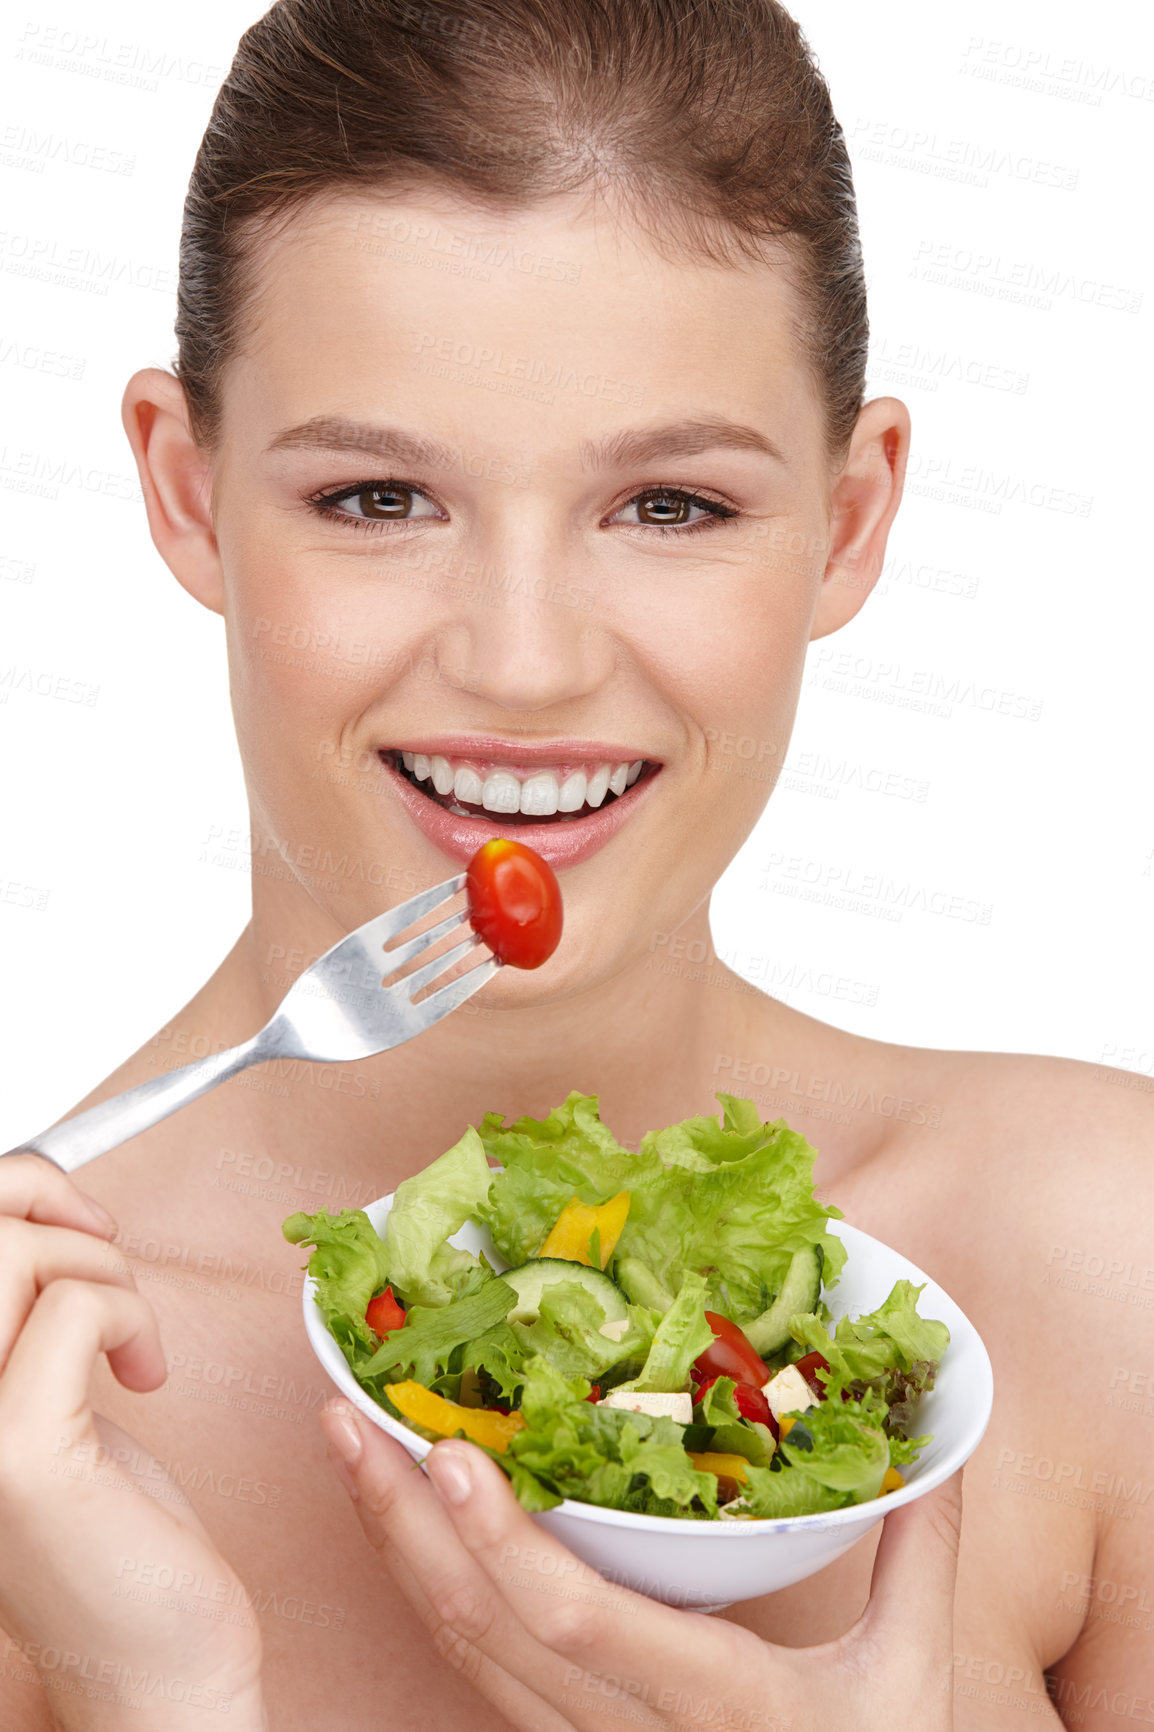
xmin=453 ymin=764 xmax=485 ymax=804
xmin=430 ymin=753 xmax=455 ymax=795
xmin=481 ymin=770 xmax=522 ymax=813
xmin=585 ymin=763 xmax=611 ymax=808
xmin=400 ymin=749 xmax=650 ymax=813
xmin=557 ymin=770 xmax=587 ymax=812
xmin=519 ymin=771 xmax=560 ymax=816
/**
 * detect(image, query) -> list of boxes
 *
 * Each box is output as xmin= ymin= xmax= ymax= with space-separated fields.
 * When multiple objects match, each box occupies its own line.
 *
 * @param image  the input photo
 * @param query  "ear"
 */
xmin=121 ymin=369 xmax=224 ymax=615
xmin=809 ymin=395 xmax=910 ymax=641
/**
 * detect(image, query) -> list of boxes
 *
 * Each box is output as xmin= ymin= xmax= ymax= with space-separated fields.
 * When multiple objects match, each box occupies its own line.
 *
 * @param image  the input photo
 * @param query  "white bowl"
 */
xmin=302 ymin=1199 xmax=993 ymax=1609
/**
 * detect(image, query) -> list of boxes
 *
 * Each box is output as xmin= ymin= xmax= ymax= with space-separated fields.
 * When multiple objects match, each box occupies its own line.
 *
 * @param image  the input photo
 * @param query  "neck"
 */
xmin=181 ymin=894 xmax=780 ymax=1202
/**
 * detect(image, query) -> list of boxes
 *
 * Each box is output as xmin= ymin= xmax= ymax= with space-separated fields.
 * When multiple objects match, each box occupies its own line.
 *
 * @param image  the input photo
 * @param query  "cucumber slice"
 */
xmin=501 ymin=1258 xmax=630 ymax=1326
xmin=742 ymin=1244 xmax=823 ymax=1356
xmin=614 ymin=1256 xmax=674 ymax=1313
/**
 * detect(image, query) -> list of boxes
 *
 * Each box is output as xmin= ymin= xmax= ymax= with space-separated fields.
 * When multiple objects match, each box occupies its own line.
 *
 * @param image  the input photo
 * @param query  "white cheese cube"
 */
xmin=761 ymin=1364 xmax=816 ymax=1422
xmin=599 ymin=1390 xmax=693 ymax=1424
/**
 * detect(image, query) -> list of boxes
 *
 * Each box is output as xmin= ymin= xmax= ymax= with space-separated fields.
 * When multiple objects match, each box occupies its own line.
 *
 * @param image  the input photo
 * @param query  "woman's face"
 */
xmin=196 ymin=186 xmax=888 ymax=1002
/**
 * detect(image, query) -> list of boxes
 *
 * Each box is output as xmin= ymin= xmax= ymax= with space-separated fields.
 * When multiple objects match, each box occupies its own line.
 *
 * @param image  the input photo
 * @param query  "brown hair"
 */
xmin=175 ymin=0 xmax=868 ymax=457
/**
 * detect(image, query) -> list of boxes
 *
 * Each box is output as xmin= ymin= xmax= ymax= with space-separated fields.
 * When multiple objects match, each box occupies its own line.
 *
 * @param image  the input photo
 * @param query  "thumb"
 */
xmin=861 ymin=1468 xmax=963 ymax=1650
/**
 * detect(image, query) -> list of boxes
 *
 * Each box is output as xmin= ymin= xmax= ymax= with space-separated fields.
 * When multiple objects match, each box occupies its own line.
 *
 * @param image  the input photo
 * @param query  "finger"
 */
xmin=90 ymin=1413 xmax=212 ymax=1538
xmin=421 ymin=1438 xmax=746 ymax=1694
xmin=0 ymin=1279 xmax=167 ymax=1453
xmin=0 ymin=1218 xmax=140 ymax=1376
xmin=859 ymin=1469 xmax=963 ymax=1652
xmin=0 ymin=1151 xmax=118 ymax=1237
xmin=320 ymin=1404 xmax=573 ymax=1732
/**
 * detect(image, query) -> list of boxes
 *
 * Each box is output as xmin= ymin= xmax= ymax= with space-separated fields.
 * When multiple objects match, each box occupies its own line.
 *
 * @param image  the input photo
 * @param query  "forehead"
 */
xmin=223 ymin=186 xmax=820 ymax=457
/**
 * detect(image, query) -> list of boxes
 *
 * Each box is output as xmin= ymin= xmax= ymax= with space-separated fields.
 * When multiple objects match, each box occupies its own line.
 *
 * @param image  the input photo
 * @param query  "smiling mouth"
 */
xmin=380 ymin=749 xmax=659 ymax=824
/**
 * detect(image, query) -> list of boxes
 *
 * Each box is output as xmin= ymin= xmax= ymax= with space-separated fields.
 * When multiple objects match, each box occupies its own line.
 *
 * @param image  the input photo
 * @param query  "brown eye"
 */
xmin=637 ymin=493 xmax=693 ymax=525
xmin=611 ymin=488 xmax=737 ymax=534
xmin=310 ymin=480 xmax=444 ymax=529
xmin=354 ymin=485 xmax=415 ymax=519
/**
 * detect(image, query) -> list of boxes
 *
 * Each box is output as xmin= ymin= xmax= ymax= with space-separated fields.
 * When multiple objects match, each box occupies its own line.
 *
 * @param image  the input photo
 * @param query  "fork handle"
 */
xmin=1 ymin=1019 xmax=287 ymax=1175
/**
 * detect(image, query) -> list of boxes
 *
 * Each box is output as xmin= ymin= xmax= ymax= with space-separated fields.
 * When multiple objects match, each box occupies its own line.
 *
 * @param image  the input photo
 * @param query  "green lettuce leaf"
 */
xmin=690 ymin=1376 xmax=774 ymax=1467
xmin=613 ymin=1095 xmax=846 ymax=1319
xmin=363 ymin=1272 xmax=516 ymax=1385
xmin=474 ymin=1092 xmax=655 ymax=1265
xmin=510 ymin=1280 xmax=656 ymax=1384
xmin=463 ymin=1323 xmax=526 ymax=1402
xmin=731 ymin=1463 xmax=849 ymax=1520
xmin=283 ymin=1206 xmax=391 ymax=1352
xmin=780 ymin=1396 xmax=891 ymax=1503
xmin=383 ymin=1125 xmax=493 ymax=1306
xmin=500 ymin=1360 xmax=720 ymax=1518
xmin=789 ymin=1278 xmax=949 ymax=1440
xmin=617 ymin=1270 xmax=713 ymax=1393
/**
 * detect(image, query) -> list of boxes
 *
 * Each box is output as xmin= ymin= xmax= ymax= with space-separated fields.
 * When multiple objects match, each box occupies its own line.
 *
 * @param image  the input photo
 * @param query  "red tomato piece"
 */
xmin=731 ymin=1381 xmax=774 ymax=1429
xmin=466 ymin=838 xmax=563 ymax=970
xmin=692 ymin=1311 xmax=770 ymax=1392
xmin=586 ymin=1385 xmax=601 ymax=1403
xmin=794 ymin=1350 xmax=832 ymax=1399
xmin=694 ymin=1373 xmax=779 ymax=1439
xmin=366 ymin=1286 xmax=406 ymax=1338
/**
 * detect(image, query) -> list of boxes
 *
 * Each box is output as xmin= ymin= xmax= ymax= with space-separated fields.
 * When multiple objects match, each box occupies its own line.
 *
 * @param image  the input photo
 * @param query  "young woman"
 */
xmin=1 ymin=1 xmax=1150 ymax=1727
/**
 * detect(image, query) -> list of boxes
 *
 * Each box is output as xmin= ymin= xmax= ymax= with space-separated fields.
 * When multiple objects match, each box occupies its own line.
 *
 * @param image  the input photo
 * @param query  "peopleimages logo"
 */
xmin=911 ymin=238 xmax=1142 ymax=314
xmin=850 ymin=116 xmax=1079 ymax=191
xmin=758 ymin=852 xmax=993 ymax=927
xmin=806 ymin=646 xmax=1045 ymax=723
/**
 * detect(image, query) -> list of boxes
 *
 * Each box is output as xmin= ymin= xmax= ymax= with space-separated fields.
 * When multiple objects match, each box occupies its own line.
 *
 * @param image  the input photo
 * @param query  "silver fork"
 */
xmin=3 ymin=872 xmax=498 ymax=1175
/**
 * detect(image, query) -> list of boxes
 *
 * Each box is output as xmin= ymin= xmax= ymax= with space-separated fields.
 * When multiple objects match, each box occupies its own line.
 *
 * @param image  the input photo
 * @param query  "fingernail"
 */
xmin=82 ymin=1196 xmax=118 ymax=1236
xmin=428 ymin=1444 xmax=472 ymax=1506
xmin=320 ymin=1400 xmax=364 ymax=1467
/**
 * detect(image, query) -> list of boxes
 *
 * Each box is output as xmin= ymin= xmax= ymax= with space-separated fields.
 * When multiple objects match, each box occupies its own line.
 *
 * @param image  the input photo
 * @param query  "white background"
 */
xmin=1 ymin=1 xmax=1151 ymax=1149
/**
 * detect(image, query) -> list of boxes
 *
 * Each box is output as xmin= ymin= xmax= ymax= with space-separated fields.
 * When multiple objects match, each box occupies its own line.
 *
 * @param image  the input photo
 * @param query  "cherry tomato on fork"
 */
xmin=691 ymin=1311 xmax=770 ymax=1392
xmin=466 ymin=838 xmax=563 ymax=969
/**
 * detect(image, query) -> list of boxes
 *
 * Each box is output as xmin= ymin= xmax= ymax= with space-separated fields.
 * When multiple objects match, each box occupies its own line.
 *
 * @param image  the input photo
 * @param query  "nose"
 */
xmin=433 ymin=541 xmax=615 ymax=713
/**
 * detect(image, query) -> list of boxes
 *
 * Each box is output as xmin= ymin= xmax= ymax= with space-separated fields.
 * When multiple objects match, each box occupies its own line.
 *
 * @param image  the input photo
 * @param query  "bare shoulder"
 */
xmin=918 ymin=1054 xmax=1154 ymax=1713
xmin=920 ymin=1043 xmax=1154 ymax=1241
xmin=833 ymin=1035 xmax=1154 ymax=1374
xmin=933 ymin=1035 xmax=1154 ymax=1316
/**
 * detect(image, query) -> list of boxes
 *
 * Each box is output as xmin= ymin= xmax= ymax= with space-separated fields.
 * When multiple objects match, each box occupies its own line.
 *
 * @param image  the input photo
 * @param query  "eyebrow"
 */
xmin=265 ymin=414 xmax=786 ymax=470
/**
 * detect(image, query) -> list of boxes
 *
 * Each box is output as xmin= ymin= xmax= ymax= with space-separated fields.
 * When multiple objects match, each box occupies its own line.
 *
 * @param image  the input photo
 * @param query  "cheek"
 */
xmin=221 ymin=569 xmax=377 ymax=823
xmin=666 ymin=550 xmax=818 ymax=733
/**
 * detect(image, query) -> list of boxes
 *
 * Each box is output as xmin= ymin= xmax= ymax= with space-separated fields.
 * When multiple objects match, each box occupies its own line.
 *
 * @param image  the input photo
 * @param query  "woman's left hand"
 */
xmin=319 ymin=1398 xmax=963 ymax=1732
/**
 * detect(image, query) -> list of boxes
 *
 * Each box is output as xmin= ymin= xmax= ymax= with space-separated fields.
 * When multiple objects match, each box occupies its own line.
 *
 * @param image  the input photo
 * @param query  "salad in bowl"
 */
xmin=286 ymin=1091 xmax=957 ymax=1525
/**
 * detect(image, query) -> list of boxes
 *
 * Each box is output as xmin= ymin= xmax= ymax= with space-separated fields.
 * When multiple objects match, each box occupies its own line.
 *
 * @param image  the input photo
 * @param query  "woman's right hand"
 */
xmin=0 ymin=1153 xmax=266 ymax=1731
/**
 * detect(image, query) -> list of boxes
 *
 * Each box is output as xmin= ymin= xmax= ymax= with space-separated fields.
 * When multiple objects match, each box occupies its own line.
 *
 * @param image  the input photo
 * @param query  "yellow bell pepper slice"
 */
xmin=687 ymin=1450 xmax=751 ymax=1481
xmin=539 ymin=1191 xmax=630 ymax=1269
xmin=880 ymin=1467 xmax=905 ymax=1495
xmin=778 ymin=1414 xmax=796 ymax=1438
xmin=686 ymin=1451 xmax=751 ymax=1497
xmin=387 ymin=1381 xmax=526 ymax=1453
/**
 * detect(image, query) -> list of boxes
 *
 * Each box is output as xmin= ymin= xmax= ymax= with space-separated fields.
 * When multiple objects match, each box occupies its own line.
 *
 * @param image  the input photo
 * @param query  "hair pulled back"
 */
xmin=176 ymin=0 xmax=868 ymax=456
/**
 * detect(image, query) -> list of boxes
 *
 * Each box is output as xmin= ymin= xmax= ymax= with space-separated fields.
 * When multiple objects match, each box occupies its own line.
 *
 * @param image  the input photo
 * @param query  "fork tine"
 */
xmin=410 ymin=954 xmax=502 ymax=1022
xmin=381 ymin=906 xmax=469 ymax=975
xmin=402 ymin=932 xmax=483 ymax=998
xmin=350 ymin=873 xmax=467 ymax=953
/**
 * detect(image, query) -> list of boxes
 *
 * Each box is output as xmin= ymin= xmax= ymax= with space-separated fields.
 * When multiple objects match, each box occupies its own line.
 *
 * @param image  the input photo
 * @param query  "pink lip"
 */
xmin=391 ymin=733 xmax=655 ymax=767
xmin=380 ymin=754 xmax=661 ymax=868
